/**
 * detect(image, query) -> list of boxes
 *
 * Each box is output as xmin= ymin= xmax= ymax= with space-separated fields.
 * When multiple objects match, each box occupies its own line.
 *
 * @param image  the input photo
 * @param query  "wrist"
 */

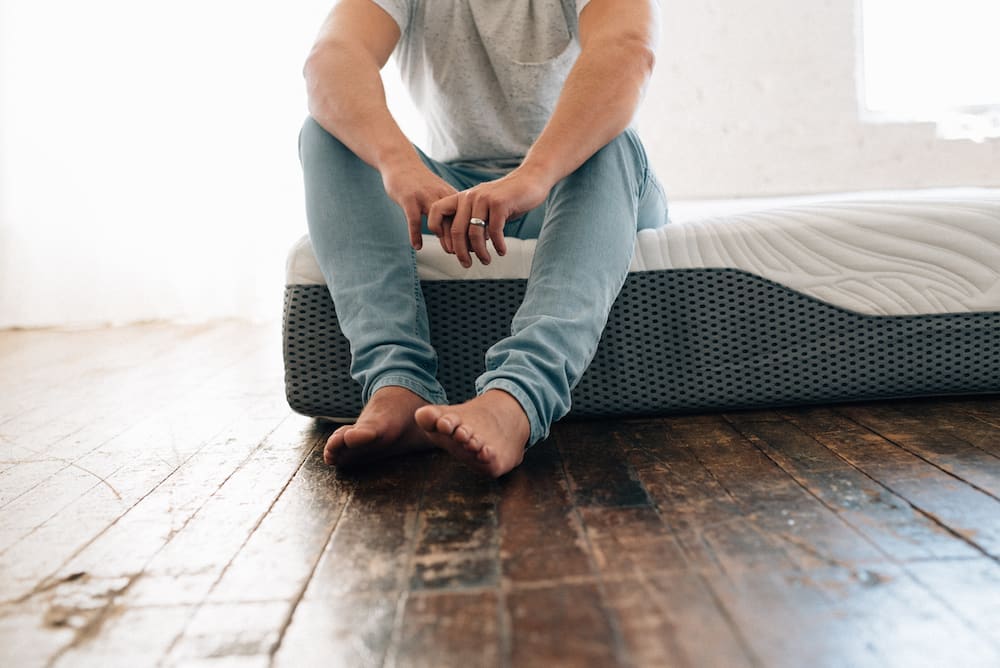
xmin=375 ymin=142 xmax=423 ymax=176
xmin=515 ymin=154 xmax=561 ymax=191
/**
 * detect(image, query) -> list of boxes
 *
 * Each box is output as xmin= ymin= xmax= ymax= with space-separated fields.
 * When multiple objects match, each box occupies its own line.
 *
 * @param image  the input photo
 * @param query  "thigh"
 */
xmin=510 ymin=136 xmax=669 ymax=240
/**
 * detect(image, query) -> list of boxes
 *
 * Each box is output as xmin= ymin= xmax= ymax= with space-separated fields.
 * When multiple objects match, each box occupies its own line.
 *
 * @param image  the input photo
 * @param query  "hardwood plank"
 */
xmin=782 ymin=407 xmax=1000 ymax=557
xmin=0 ymin=416 xmax=313 ymax=667
xmin=50 ymin=605 xmax=192 ymax=668
xmin=554 ymin=420 xmax=649 ymax=508
xmin=0 ymin=603 xmax=76 ymax=668
xmin=577 ymin=506 xmax=687 ymax=577
xmin=161 ymin=601 xmax=289 ymax=667
xmin=302 ymin=454 xmax=428 ymax=599
xmin=200 ymin=448 xmax=349 ymax=604
xmin=905 ymin=557 xmax=1000 ymax=646
xmin=272 ymin=595 xmax=396 ymax=668
xmin=945 ymin=395 xmax=1000 ymax=425
xmin=0 ymin=360 xmax=296 ymax=603
xmin=621 ymin=422 xmax=799 ymax=573
xmin=0 ymin=321 xmax=270 ymax=510
xmin=507 ymin=583 xmax=622 ymax=668
xmin=672 ymin=416 xmax=887 ymax=569
xmin=47 ymin=409 xmax=291 ymax=582
xmin=389 ymin=590 xmax=501 ymax=668
xmin=837 ymin=402 xmax=1000 ymax=497
xmin=498 ymin=439 xmax=593 ymax=584
xmin=409 ymin=454 xmax=500 ymax=591
xmin=0 ymin=321 xmax=245 ymax=434
xmin=601 ymin=573 xmax=755 ymax=668
xmin=725 ymin=411 xmax=981 ymax=561
xmin=0 ymin=323 xmax=208 ymax=424
xmin=106 ymin=416 xmax=317 ymax=608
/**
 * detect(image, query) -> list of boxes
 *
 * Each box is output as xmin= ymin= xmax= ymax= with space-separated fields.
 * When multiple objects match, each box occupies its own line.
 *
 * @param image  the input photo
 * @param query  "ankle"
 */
xmin=370 ymin=385 xmax=428 ymax=404
xmin=482 ymin=389 xmax=531 ymax=436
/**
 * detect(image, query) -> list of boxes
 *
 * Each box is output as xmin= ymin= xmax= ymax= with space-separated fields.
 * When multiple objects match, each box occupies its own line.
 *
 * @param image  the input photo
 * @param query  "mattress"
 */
xmin=283 ymin=187 xmax=1000 ymax=420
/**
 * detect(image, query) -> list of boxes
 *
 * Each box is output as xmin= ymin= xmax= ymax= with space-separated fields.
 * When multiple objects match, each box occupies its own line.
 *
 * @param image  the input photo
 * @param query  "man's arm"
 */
xmin=427 ymin=0 xmax=659 ymax=267
xmin=304 ymin=0 xmax=456 ymax=249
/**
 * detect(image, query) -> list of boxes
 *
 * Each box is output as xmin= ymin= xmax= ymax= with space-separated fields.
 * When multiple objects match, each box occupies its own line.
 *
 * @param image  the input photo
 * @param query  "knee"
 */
xmin=594 ymin=128 xmax=647 ymax=172
xmin=298 ymin=115 xmax=359 ymax=169
xmin=558 ymin=129 xmax=647 ymax=201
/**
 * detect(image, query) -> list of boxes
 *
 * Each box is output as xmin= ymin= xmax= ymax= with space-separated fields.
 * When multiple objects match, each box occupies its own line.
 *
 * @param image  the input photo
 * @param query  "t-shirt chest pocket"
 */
xmin=470 ymin=0 xmax=581 ymax=124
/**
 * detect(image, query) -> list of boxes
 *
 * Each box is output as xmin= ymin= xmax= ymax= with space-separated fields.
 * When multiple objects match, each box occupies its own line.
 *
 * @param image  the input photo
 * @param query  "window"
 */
xmin=859 ymin=0 xmax=1000 ymax=141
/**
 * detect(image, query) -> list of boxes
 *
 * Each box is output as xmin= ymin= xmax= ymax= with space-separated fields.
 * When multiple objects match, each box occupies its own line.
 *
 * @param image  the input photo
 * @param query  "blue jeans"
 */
xmin=299 ymin=118 xmax=669 ymax=446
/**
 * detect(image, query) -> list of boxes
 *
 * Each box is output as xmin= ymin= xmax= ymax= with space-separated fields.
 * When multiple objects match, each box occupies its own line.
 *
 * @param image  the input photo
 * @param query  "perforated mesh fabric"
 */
xmin=283 ymin=269 xmax=1000 ymax=420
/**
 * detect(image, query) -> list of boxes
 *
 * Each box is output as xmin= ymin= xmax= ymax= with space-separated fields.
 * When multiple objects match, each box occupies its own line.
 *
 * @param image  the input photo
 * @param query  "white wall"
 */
xmin=637 ymin=0 xmax=999 ymax=199
xmin=1 ymin=0 xmax=997 ymax=328
xmin=0 ymin=0 xmax=334 ymax=328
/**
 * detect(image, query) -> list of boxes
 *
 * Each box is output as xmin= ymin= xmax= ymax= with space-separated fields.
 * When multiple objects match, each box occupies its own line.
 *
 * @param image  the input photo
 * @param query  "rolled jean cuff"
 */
xmin=480 ymin=378 xmax=546 ymax=447
xmin=367 ymin=374 xmax=448 ymax=406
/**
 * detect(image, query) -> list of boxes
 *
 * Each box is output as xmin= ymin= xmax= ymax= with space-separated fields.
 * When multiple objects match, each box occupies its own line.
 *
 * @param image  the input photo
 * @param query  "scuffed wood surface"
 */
xmin=1 ymin=323 xmax=999 ymax=667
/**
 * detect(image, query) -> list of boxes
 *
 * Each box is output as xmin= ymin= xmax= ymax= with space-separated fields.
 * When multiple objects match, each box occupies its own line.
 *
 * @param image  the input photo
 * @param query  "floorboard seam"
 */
xmin=380 ymin=455 xmax=432 ymax=668
xmin=783 ymin=414 xmax=999 ymax=563
xmin=621 ymin=430 xmax=764 ymax=668
xmin=555 ymin=435 xmax=635 ymax=668
xmin=0 ymin=334 xmax=271 ymax=513
xmin=157 ymin=423 xmax=317 ymax=665
xmin=268 ymin=462 xmax=354 ymax=666
xmin=835 ymin=408 xmax=1000 ymax=503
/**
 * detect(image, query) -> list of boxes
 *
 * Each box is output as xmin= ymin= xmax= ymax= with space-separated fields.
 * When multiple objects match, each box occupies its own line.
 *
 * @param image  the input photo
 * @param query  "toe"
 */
xmin=342 ymin=424 xmax=378 ymax=448
xmin=453 ymin=425 xmax=472 ymax=444
xmin=414 ymin=405 xmax=445 ymax=432
xmin=435 ymin=413 xmax=461 ymax=436
xmin=325 ymin=426 xmax=350 ymax=462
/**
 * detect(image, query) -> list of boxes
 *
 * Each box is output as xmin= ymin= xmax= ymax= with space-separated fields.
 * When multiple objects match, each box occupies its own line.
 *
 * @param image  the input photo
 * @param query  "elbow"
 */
xmin=620 ymin=33 xmax=656 ymax=83
xmin=302 ymin=41 xmax=351 ymax=117
xmin=588 ymin=32 xmax=656 ymax=86
xmin=302 ymin=42 xmax=331 ymax=84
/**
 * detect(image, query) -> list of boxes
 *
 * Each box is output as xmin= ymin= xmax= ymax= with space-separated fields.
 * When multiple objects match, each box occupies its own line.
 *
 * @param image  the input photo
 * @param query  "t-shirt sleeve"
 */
xmin=368 ymin=0 xmax=413 ymax=35
xmin=576 ymin=0 xmax=591 ymax=14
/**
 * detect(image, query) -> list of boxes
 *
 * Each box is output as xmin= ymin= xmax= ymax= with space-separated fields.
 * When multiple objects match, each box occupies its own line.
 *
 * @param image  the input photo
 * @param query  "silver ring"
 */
xmin=469 ymin=217 xmax=488 ymax=228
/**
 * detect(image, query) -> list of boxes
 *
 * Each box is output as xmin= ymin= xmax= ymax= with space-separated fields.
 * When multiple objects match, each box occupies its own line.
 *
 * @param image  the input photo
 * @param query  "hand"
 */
xmin=427 ymin=167 xmax=552 ymax=267
xmin=380 ymin=158 xmax=458 ymax=250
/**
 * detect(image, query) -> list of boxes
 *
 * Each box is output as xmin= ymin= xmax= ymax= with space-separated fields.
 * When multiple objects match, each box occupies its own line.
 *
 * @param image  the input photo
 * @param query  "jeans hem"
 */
xmin=479 ymin=378 xmax=547 ymax=447
xmin=367 ymin=374 xmax=448 ymax=406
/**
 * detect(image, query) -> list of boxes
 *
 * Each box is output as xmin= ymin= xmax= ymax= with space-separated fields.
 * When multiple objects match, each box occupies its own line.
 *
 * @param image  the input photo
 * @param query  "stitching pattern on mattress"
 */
xmin=283 ymin=268 xmax=1000 ymax=421
xmin=287 ymin=192 xmax=1000 ymax=316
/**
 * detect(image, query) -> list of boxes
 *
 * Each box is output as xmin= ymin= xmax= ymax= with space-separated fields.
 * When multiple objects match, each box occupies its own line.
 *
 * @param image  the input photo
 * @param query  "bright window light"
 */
xmin=859 ymin=0 xmax=1000 ymax=141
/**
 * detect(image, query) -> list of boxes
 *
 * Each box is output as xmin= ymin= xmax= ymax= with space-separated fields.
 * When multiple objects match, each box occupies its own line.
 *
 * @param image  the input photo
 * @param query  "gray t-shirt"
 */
xmin=372 ymin=0 xmax=591 ymax=167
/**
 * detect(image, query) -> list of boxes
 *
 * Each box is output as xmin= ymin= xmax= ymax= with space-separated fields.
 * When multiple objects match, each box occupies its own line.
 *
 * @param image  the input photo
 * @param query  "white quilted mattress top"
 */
xmin=287 ymin=187 xmax=1000 ymax=316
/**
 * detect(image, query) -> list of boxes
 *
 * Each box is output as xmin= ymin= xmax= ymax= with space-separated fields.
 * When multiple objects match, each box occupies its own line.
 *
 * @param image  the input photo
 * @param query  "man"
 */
xmin=300 ymin=0 xmax=666 ymax=477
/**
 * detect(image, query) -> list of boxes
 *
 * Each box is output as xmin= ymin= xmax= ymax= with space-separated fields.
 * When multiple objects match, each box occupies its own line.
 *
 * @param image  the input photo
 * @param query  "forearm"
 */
xmin=519 ymin=38 xmax=655 ymax=188
xmin=304 ymin=42 xmax=421 ymax=173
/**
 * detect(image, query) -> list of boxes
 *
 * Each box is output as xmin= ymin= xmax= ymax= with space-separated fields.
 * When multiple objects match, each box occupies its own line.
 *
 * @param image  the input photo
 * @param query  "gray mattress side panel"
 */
xmin=283 ymin=268 xmax=1000 ymax=420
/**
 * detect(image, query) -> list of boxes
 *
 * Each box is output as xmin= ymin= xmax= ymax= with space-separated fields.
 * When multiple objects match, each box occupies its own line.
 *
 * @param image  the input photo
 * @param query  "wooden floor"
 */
xmin=1 ymin=322 xmax=999 ymax=667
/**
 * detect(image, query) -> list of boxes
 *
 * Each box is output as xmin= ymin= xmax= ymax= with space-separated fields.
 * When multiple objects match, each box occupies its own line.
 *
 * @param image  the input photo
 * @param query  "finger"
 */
xmin=440 ymin=219 xmax=452 ymax=253
xmin=489 ymin=203 xmax=508 ymax=256
xmin=451 ymin=194 xmax=474 ymax=267
xmin=427 ymin=194 xmax=457 ymax=238
xmin=469 ymin=200 xmax=491 ymax=265
xmin=404 ymin=200 xmax=423 ymax=250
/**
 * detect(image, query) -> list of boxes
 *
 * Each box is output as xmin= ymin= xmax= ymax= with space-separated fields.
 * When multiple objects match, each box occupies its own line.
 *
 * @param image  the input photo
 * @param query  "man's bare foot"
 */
xmin=413 ymin=389 xmax=531 ymax=478
xmin=324 ymin=386 xmax=436 ymax=468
